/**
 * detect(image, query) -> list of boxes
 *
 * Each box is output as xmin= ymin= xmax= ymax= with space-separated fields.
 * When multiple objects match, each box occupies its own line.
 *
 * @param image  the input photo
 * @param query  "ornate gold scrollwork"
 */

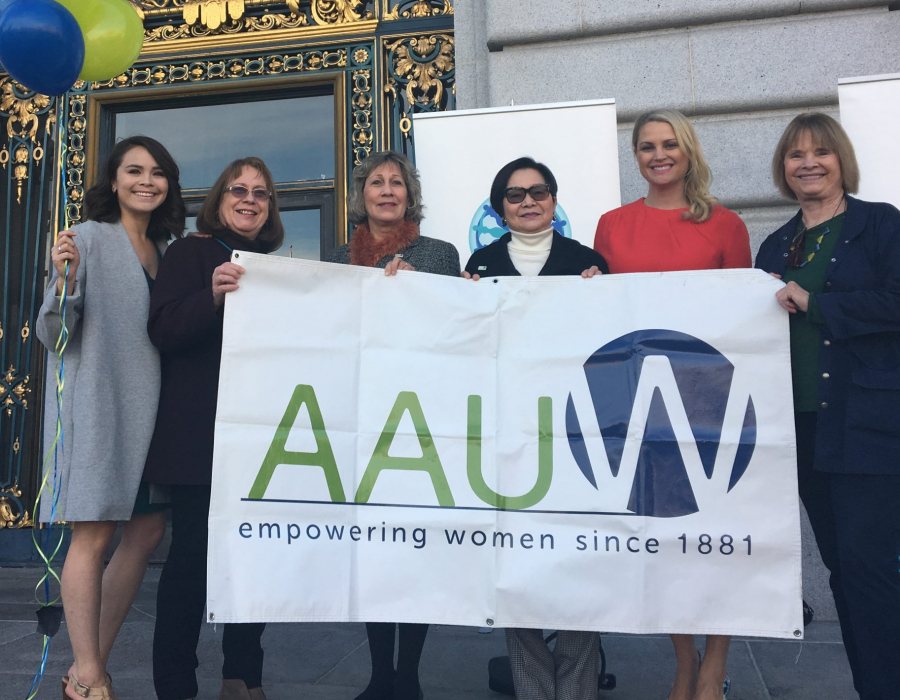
xmin=312 ymin=0 xmax=372 ymax=24
xmin=1 ymin=365 xmax=31 ymax=417
xmin=384 ymin=0 xmax=452 ymax=20
xmin=14 ymin=146 xmax=28 ymax=205
xmin=385 ymin=34 xmax=454 ymax=109
xmin=145 ymin=9 xmax=310 ymax=41
xmin=0 ymin=78 xmax=55 ymax=204
xmin=0 ymin=322 xmax=3 ymax=340
xmin=139 ymin=0 xmax=381 ymax=43
xmin=352 ymin=69 xmax=373 ymax=164
xmin=94 ymin=49 xmax=347 ymax=90
xmin=63 ymin=94 xmax=87 ymax=224
xmin=182 ymin=0 xmax=245 ymax=30
xmin=0 ymin=483 xmax=33 ymax=529
xmin=21 ymin=322 xmax=30 ymax=341
xmin=1 ymin=78 xmax=51 ymax=142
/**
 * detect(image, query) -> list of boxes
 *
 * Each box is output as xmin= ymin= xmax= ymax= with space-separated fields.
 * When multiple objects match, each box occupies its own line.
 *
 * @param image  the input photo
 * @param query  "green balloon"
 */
xmin=56 ymin=0 xmax=143 ymax=82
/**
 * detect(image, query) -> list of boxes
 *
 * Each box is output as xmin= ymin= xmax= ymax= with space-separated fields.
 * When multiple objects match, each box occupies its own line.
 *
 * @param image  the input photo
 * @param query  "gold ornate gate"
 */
xmin=0 ymin=0 xmax=455 ymax=550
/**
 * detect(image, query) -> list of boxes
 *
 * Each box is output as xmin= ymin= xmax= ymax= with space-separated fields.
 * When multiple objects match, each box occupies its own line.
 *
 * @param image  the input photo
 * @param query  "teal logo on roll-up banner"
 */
xmin=468 ymin=198 xmax=572 ymax=253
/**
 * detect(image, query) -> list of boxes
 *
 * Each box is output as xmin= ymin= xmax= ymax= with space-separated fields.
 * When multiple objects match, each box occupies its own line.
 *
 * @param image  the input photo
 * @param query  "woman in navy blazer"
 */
xmin=756 ymin=113 xmax=900 ymax=700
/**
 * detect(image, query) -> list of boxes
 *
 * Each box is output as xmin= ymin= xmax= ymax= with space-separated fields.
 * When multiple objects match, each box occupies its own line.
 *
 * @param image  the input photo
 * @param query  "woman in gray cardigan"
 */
xmin=330 ymin=151 xmax=459 ymax=700
xmin=36 ymin=136 xmax=185 ymax=700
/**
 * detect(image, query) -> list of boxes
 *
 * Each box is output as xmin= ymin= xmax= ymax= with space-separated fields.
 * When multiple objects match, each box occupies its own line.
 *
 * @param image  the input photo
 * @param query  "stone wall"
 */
xmin=453 ymin=0 xmax=900 ymax=620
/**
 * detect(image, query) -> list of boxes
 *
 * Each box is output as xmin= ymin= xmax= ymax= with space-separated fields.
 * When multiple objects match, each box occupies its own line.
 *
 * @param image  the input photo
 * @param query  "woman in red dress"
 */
xmin=594 ymin=109 xmax=751 ymax=700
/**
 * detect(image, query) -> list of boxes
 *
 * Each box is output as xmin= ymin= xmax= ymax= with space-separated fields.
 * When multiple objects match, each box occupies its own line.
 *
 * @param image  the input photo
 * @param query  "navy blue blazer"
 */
xmin=755 ymin=196 xmax=900 ymax=475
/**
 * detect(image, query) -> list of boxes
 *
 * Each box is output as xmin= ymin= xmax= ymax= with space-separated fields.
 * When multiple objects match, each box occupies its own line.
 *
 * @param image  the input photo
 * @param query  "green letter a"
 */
xmin=247 ymin=384 xmax=346 ymax=502
xmin=467 ymin=395 xmax=553 ymax=510
xmin=355 ymin=391 xmax=454 ymax=506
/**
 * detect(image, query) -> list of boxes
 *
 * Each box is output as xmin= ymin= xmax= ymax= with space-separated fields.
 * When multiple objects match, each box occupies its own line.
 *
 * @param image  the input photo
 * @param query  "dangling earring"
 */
xmin=501 ymin=217 xmax=507 ymax=226
xmin=112 ymin=185 xmax=117 ymax=193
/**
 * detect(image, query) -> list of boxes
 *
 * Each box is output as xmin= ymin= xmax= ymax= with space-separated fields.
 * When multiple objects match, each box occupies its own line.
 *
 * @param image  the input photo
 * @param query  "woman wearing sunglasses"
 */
xmin=463 ymin=156 xmax=607 ymax=281
xmin=593 ymin=110 xmax=750 ymax=700
xmin=143 ymin=157 xmax=284 ymax=700
xmin=757 ymin=113 xmax=900 ymax=700
xmin=464 ymin=156 xmax=607 ymax=700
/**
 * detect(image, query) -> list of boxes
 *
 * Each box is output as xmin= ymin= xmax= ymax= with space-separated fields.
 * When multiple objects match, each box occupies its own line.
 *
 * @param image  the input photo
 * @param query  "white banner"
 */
xmin=839 ymin=74 xmax=900 ymax=209
xmin=413 ymin=100 xmax=621 ymax=267
xmin=208 ymin=255 xmax=803 ymax=639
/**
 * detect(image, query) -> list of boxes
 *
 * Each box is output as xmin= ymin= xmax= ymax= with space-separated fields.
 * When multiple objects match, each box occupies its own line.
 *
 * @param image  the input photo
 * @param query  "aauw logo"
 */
xmin=565 ymin=330 xmax=757 ymax=518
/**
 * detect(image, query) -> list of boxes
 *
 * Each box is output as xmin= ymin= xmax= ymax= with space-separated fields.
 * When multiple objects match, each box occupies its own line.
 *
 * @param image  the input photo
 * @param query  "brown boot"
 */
xmin=219 ymin=679 xmax=267 ymax=700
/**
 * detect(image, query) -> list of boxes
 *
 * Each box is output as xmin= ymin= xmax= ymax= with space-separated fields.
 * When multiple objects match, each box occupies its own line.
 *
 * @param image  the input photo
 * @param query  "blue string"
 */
xmin=26 ymin=102 xmax=69 ymax=700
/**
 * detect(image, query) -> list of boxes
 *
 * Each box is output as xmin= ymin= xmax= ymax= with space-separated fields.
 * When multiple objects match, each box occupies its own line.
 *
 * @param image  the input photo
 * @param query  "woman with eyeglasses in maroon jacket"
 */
xmin=144 ymin=157 xmax=284 ymax=700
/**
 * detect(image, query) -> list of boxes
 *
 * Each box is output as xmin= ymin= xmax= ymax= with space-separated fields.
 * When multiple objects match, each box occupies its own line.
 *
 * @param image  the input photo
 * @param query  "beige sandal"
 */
xmin=62 ymin=673 xmax=117 ymax=700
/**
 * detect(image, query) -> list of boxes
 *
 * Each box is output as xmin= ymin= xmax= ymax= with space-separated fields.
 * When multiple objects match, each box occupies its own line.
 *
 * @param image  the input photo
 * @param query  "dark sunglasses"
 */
xmin=504 ymin=184 xmax=552 ymax=203
xmin=226 ymin=185 xmax=271 ymax=201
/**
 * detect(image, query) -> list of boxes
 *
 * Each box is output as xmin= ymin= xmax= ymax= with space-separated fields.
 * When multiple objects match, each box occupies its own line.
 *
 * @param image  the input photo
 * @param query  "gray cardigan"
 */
xmin=330 ymin=234 xmax=461 ymax=276
xmin=35 ymin=221 xmax=162 ymax=521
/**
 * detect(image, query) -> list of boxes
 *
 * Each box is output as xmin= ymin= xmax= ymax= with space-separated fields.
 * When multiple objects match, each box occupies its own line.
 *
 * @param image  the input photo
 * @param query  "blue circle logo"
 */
xmin=468 ymin=199 xmax=573 ymax=254
xmin=566 ymin=330 xmax=757 ymax=518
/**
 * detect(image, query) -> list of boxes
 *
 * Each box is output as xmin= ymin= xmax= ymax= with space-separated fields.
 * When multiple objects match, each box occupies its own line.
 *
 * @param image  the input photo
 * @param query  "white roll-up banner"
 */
xmin=207 ymin=254 xmax=804 ymax=639
xmin=839 ymin=73 xmax=900 ymax=209
xmin=412 ymin=100 xmax=622 ymax=267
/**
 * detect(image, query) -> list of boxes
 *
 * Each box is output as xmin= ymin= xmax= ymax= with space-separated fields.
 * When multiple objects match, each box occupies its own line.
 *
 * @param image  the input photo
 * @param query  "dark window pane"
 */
xmin=115 ymin=96 xmax=335 ymax=189
xmin=275 ymin=209 xmax=321 ymax=260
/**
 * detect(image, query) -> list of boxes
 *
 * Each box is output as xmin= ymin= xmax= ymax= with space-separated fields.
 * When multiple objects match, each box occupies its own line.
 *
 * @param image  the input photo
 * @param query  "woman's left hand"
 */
xmin=775 ymin=280 xmax=810 ymax=314
xmin=384 ymin=255 xmax=416 ymax=276
xmin=212 ymin=262 xmax=246 ymax=307
xmin=581 ymin=266 xmax=603 ymax=278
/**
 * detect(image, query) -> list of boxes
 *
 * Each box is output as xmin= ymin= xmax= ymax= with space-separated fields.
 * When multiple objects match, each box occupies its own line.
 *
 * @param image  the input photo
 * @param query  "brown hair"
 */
xmin=771 ymin=113 xmax=860 ymax=200
xmin=347 ymin=150 xmax=424 ymax=225
xmin=196 ymin=157 xmax=284 ymax=252
xmin=632 ymin=109 xmax=718 ymax=223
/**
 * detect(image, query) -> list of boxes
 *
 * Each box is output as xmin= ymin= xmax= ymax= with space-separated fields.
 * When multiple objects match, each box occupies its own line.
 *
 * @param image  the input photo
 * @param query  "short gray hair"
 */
xmin=347 ymin=151 xmax=425 ymax=225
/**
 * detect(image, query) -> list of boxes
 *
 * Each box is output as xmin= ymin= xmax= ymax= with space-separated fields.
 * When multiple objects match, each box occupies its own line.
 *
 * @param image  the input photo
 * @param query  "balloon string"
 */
xmin=26 ymin=99 xmax=69 ymax=700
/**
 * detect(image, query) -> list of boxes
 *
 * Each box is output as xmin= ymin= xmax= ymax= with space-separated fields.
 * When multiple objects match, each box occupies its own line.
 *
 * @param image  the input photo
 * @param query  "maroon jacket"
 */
xmin=143 ymin=231 xmax=264 ymax=485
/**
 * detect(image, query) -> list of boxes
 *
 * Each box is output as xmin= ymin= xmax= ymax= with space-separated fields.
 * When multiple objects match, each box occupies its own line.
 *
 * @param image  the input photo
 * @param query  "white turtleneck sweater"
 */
xmin=507 ymin=227 xmax=553 ymax=277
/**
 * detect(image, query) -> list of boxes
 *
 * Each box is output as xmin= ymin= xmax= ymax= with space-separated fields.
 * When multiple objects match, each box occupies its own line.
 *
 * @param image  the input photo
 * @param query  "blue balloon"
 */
xmin=0 ymin=0 xmax=85 ymax=96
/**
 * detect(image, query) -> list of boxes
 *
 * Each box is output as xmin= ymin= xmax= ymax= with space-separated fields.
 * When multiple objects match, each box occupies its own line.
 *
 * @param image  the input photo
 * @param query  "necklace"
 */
xmin=787 ymin=196 xmax=845 ymax=268
xmin=213 ymin=236 xmax=233 ymax=253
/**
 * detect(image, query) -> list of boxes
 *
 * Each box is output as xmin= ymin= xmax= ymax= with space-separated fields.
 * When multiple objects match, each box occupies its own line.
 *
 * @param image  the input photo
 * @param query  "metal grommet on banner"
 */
xmin=493 ymin=279 xmax=498 ymax=284
xmin=486 ymin=618 xmax=494 ymax=626
xmin=793 ymin=629 xmax=802 ymax=637
xmin=234 ymin=253 xmax=240 ymax=259
xmin=209 ymin=612 xmax=215 ymax=622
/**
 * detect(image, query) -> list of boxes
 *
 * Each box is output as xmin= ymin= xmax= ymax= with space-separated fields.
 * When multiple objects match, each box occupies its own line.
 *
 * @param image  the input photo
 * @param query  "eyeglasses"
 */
xmin=225 ymin=185 xmax=271 ymax=201
xmin=504 ymin=184 xmax=552 ymax=203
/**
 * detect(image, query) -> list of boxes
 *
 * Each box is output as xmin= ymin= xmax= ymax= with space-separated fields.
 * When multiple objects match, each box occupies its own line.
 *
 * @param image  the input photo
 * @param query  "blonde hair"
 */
xmin=632 ymin=110 xmax=717 ymax=223
xmin=771 ymin=112 xmax=860 ymax=200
